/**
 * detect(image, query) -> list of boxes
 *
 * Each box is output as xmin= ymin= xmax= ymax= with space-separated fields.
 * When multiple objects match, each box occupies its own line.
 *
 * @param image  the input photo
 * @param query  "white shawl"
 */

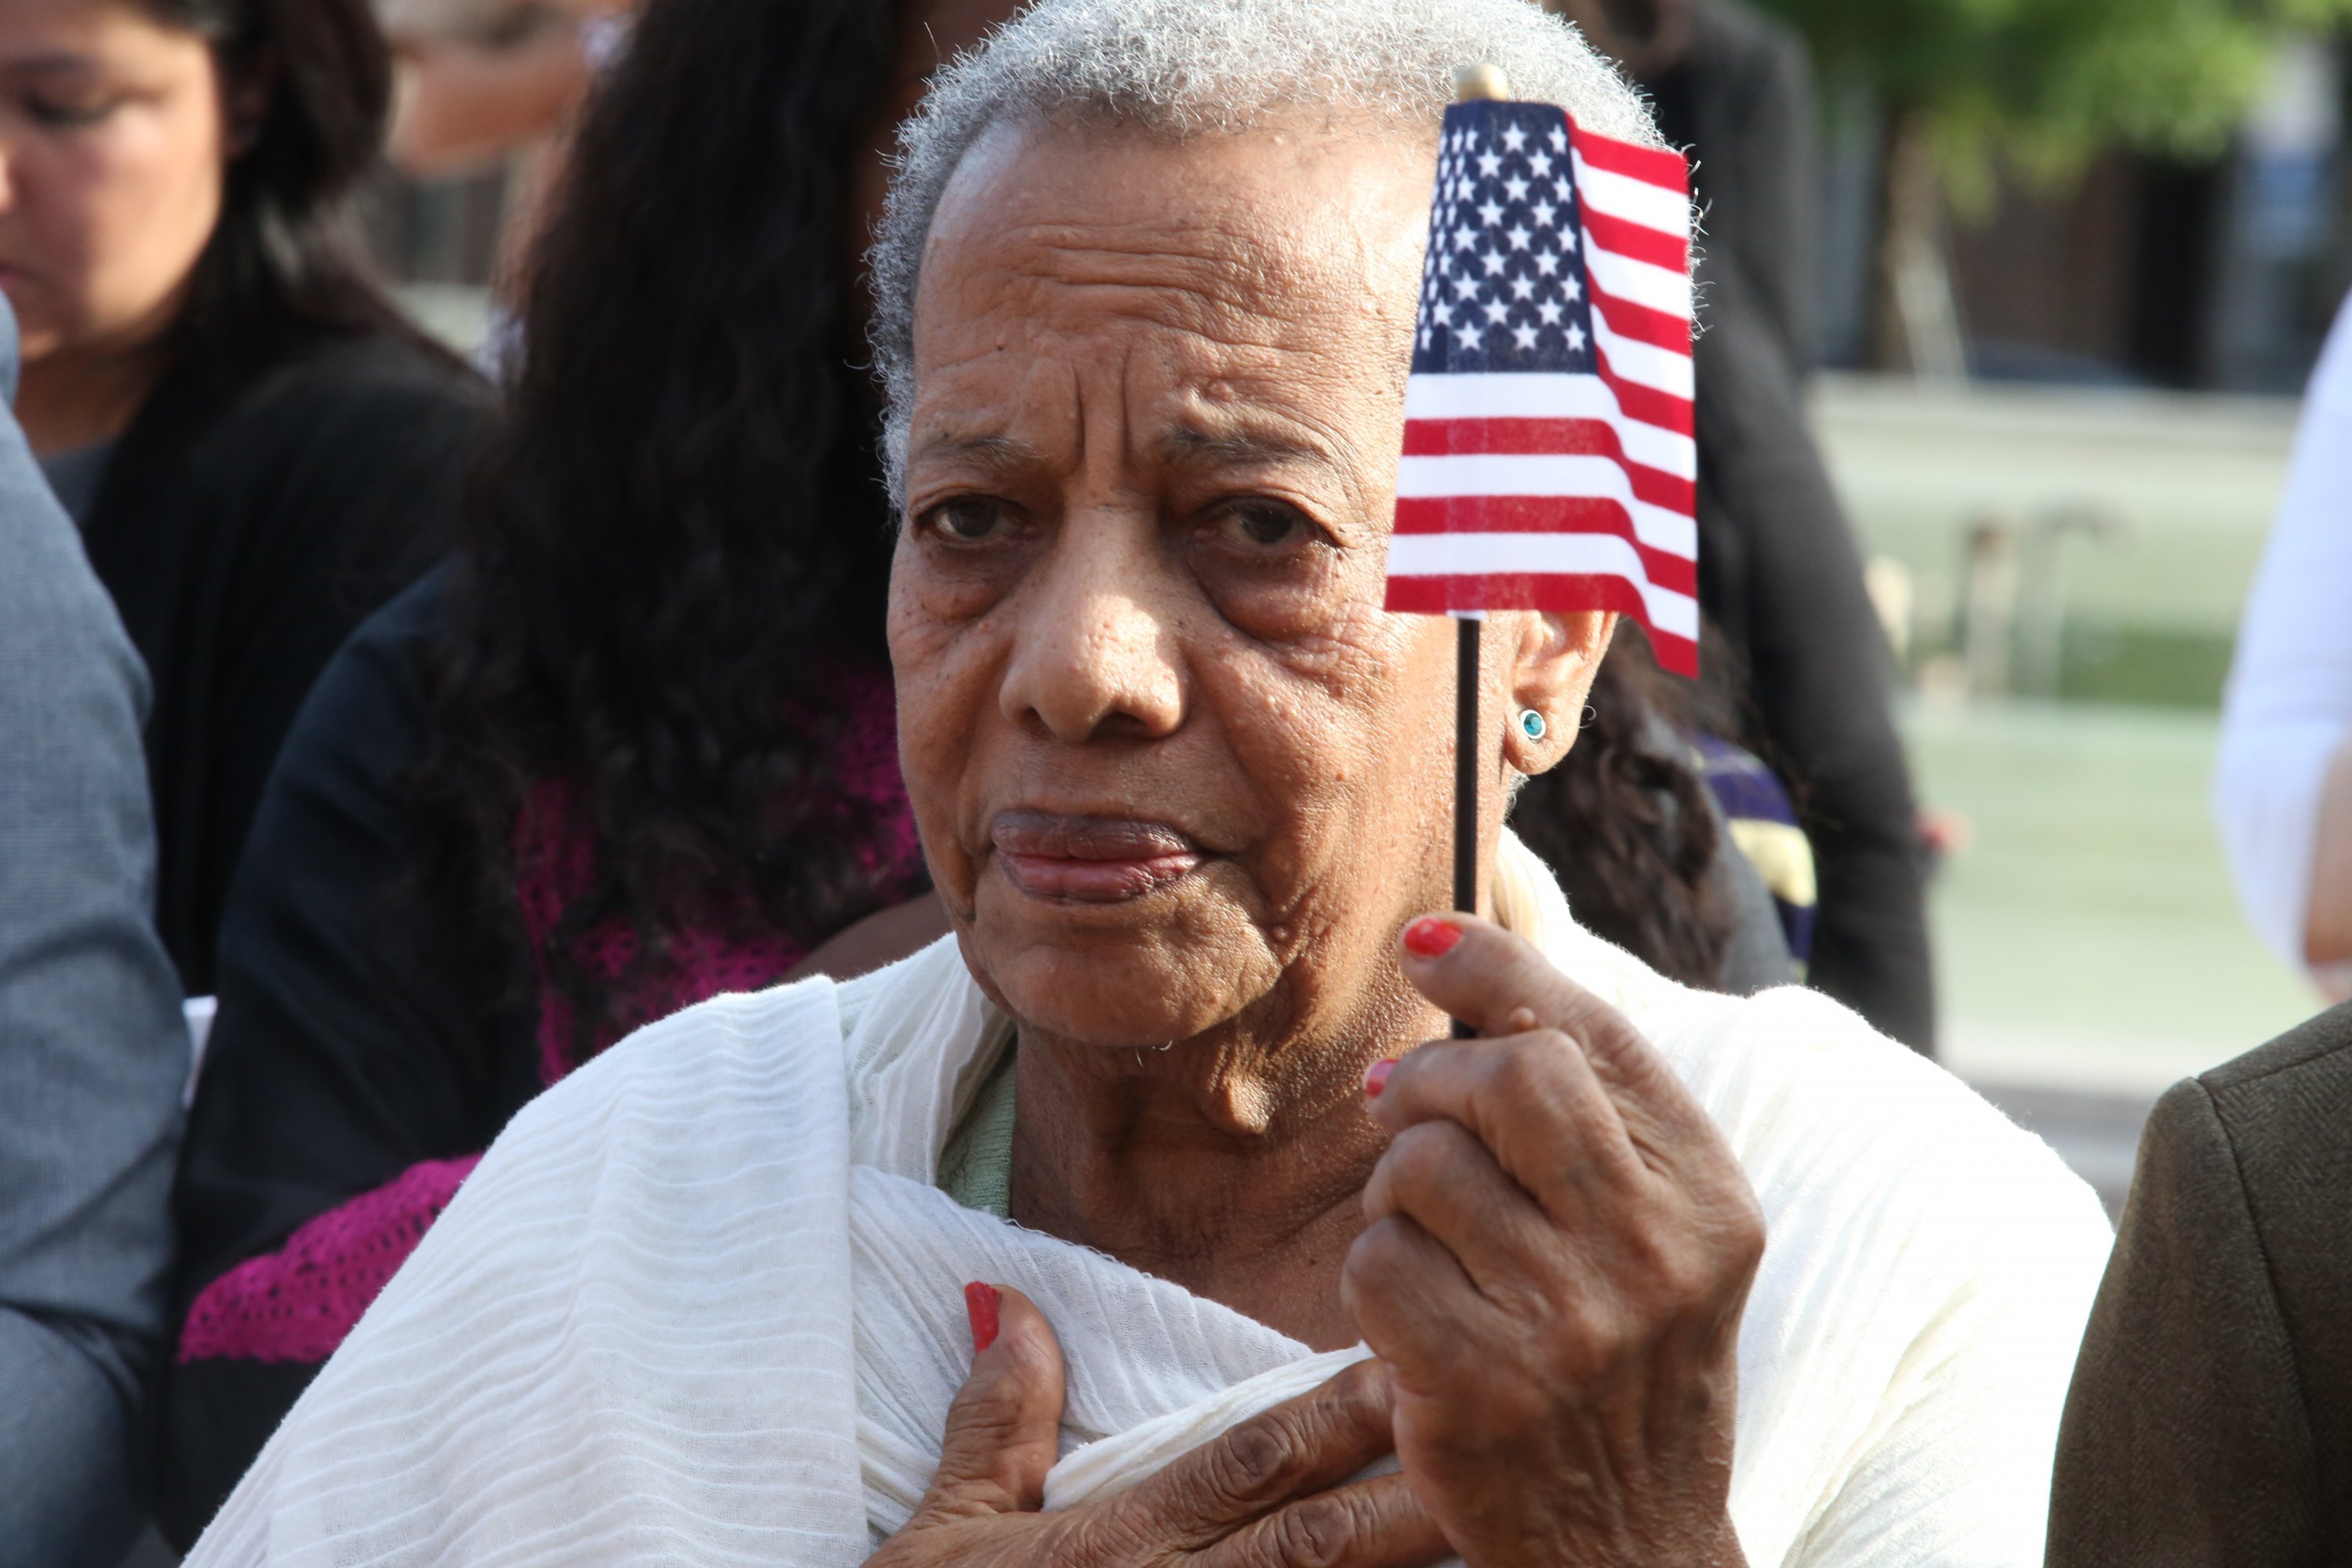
xmin=189 ymin=835 xmax=2111 ymax=1567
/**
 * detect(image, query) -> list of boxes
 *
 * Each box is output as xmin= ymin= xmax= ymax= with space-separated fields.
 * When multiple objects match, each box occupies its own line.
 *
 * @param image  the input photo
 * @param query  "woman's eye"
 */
xmin=1209 ymin=503 xmax=1316 ymax=554
xmin=919 ymin=497 xmax=1010 ymax=543
xmin=26 ymin=93 xmax=119 ymax=128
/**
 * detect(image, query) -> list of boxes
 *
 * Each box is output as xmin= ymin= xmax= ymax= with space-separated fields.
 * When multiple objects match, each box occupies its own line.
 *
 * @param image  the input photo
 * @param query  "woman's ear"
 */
xmin=1502 ymin=609 xmax=1614 ymax=777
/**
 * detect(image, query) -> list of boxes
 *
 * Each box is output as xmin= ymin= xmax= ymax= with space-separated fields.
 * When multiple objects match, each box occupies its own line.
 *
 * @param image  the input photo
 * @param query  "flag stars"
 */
xmin=1477 ymin=150 xmax=1502 ymax=176
xmin=1531 ymin=199 xmax=1559 ymax=229
xmin=1475 ymin=198 xmax=1504 ymax=227
xmin=1483 ymin=299 xmax=1508 ymax=325
xmin=1505 ymin=223 xmax=1533 ymax=252
xmin=1530 ymin=149 xmax=1555 ymax=178
xmin=1565 ymin=322 xmax=1588 ymax=351
xmin=1454 ymin=323 xmax=1483 ymax=350
xmin=1534 ymin=252 xmax=1561 ymax=278
xmin=1548 ymin=125 xmax=1568 ymax=151
xmin=1450 ymin=275 xmax=1479 ymax=302
xmin=1479 ymin=251 xmax=1507 ymax=277
xmin=1512 ymin=324 xmax=1540 ymax=350
xmin=1510 ymin=277 xmax=1536 ymax=301
xmin=1537 ymin=299 xmax=1564 ymax=325
xmin=1504 ymin=175 xmax=1530 ymax=202
xmin=1502 ymin=124 xmax=1527 ymax=152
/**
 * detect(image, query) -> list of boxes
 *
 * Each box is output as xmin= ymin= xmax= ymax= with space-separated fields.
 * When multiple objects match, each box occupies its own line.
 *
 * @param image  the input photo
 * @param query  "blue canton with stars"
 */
xmin=1410 ymin=100 xmax=1594 ymax=376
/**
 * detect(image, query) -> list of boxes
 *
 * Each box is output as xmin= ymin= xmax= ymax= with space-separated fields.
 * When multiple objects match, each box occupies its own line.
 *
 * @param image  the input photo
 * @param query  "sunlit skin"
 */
xmin=0 ymin=0 xmax=246 ymax=452
xmin=890 ymin=112 xmax=1604 ymax=1349
xmin=877 ymin=110 xmax=1759 ymax=1568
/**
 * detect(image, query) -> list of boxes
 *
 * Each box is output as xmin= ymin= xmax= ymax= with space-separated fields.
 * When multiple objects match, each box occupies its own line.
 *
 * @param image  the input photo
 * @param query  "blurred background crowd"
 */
xmin=2 ymin=0 xmax=2350 ymax=1561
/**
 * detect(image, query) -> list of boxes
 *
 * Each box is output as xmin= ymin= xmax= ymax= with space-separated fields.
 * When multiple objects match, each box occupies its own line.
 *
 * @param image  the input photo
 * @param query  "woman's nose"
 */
xmin=998 ymin=519 xmax=1185 ymax=743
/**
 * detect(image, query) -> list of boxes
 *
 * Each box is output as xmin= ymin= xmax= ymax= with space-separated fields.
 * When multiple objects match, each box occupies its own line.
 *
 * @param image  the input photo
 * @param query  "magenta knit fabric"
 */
xmin=514 ymin=668 xmax=924 ymax=1081
xmin=179 ymin=673 xmax=921 ymax=1365
xmin=177 ymin=1155 xmax=482 ymax=1363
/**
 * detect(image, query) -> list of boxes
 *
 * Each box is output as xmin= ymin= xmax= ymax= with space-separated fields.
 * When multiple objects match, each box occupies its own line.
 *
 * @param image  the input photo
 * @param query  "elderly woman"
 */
xmin=184 ymin=2 xmax=2109 ymax=1563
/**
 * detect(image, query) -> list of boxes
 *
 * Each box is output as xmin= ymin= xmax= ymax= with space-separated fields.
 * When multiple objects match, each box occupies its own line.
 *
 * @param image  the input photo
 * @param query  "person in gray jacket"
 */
xmin=0 ymin=292 xmax=189 ymax=1562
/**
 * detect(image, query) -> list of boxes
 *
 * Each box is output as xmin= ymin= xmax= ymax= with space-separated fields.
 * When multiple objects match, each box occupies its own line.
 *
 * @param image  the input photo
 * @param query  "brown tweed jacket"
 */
xmin=2047 ymin=1001 xmax=2352 ymax=1565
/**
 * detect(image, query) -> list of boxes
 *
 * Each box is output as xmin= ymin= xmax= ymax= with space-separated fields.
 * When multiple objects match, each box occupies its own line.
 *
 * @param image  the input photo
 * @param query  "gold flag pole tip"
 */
xmin=1452 ymin=61 xmax=1512 ymax=102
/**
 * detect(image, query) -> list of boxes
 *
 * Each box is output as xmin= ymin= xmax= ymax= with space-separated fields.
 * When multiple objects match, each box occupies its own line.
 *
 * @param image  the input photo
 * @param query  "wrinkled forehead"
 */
xmin=906 ymin=112 xmax=1435 ymax=452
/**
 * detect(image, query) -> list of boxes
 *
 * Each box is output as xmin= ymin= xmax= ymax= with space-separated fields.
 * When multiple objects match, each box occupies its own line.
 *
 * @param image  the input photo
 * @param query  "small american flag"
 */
xmin=1384 ymin=98 xmax=1698 ymax=675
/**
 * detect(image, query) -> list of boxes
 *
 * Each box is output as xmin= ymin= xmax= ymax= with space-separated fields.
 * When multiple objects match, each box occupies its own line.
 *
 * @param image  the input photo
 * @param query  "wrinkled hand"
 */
xmin=868 ymin=1286 xmax=1450 ymax=1568
xmin=1341 ymin=916 xmax=1764 ymax=1568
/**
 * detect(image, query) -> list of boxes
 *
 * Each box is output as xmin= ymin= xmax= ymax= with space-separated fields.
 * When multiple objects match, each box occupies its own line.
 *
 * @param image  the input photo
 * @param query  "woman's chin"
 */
xmin=964 ymin=876 xmax=1276 ymax=1047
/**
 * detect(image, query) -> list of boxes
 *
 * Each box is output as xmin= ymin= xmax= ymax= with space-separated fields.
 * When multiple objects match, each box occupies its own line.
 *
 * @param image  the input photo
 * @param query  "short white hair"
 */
xmin=867 ymin=0 xmax=1662 ymax=500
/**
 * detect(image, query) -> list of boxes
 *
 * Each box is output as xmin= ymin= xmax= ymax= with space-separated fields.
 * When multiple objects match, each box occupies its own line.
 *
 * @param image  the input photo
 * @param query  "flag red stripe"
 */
xmin=1392 ymin=497 xmax=1698 ymax=596
xmin=1400 ymin=417 xmax=1696 ymax=515
xmin=1565 ymin=126 xmax=1693 ymax=194
xmin=1594 ymin=351 xmax=1694 ymax=437
xmin=1588 ymin=283 xmax=1694 ymax=355
xmin=1385 ymin=572 xmax=1700 ymax=674
xmin=1581 ymin=209 xmax=1686 ymax=274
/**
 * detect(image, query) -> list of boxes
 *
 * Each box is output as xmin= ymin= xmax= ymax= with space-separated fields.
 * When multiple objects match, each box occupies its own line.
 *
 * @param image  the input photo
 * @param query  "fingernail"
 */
xmin=1364 ymin=1059 xmax=1396 ymax=1098
xmin=964 ymin=1281 xmax=1000 ymax=1353
xmin=1403 ymin=917 xmax=1462 ymax=957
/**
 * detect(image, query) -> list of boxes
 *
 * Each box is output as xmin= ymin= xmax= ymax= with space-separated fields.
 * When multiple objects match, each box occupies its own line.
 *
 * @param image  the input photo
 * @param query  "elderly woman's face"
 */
xmin=891 ymin=117 xmax=1507 ymax=1051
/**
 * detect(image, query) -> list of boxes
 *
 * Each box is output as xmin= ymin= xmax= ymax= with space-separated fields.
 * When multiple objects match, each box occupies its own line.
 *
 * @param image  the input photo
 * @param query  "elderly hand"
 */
xmin=870 ymin=1286 xmax=1450 ymax=1568
xmin=1341 ymin=916 xmax=1764 ymax=1568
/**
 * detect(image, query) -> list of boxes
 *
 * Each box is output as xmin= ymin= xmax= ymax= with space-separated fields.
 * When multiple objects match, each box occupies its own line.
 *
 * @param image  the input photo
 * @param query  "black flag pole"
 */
xmin=1447 ymin=62 xmax=1508 ymax=1040
xmin=1452 ymin=613 xmax=1480 ymax=1039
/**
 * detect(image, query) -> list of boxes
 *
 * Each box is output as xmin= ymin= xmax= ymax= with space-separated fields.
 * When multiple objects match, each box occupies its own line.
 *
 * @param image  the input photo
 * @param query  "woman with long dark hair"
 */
xmin=0 ymin=0 xmax=488 ymax=994
xmin=160 ymin=0 xmax=1012 ymax=1540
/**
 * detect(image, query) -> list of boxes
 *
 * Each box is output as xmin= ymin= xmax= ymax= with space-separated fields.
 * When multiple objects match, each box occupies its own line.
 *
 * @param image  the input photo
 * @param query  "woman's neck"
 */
xmin=1005 ymin=982 xmax=1439 ymax=1352
xmin=17 ymin=334 xmax=175 ymax=457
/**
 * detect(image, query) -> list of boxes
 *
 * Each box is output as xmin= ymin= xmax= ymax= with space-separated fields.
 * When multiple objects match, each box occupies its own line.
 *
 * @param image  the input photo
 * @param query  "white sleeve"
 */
xmin=2214 ymin=292 xmax=2352 ymax=971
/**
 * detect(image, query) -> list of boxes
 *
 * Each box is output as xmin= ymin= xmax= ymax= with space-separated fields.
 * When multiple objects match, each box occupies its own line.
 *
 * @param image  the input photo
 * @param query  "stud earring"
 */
xmin=1517 ymin=708 xmax=1548 ymax=742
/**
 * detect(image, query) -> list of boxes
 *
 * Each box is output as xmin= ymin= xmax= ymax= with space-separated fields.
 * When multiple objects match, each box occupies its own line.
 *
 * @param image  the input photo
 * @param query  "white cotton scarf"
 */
xmin=189 ymin=833 xmax=2111 ymax=1568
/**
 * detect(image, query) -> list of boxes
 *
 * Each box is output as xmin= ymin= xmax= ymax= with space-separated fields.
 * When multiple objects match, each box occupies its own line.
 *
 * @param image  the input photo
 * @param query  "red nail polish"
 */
xmin=1403 ymin=917 xmax=1462 ymax=957
xmin=1364 ymin=1059 xmax=1396 ymax=1098
xmin=964 ymin=1281 xmax=1000 ymax=1353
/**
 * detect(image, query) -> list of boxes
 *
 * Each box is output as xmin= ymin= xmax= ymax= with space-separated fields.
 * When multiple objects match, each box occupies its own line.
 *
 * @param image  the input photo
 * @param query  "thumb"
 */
xmin=916 ymin=1283 xmax=1069 ymax=1522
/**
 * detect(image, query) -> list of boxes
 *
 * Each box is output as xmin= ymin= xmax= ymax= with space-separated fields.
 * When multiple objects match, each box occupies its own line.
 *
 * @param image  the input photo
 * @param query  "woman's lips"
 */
xmin=990 ymin=811 xmax=1205 ymax=903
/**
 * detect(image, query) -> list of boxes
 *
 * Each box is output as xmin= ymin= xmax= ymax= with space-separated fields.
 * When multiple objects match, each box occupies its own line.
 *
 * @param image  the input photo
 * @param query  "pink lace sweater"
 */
xmin=179 ymin=676 xmax=921 ymax=1363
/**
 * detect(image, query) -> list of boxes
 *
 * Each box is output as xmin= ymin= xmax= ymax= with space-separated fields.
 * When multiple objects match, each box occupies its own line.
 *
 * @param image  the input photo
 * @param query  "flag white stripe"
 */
xmin=1592 ymin=310 xmax=1695 ymax=399
xmin=1385 ymin=533 xmax=1700 ymax=639
xmin=1401 ymin=375 xmax=1695 ymax=481
xmin=1569 ymin=153 xmax=1692 ymax=238
xmin=1584 ymin=237 xmax=1692 ymax=320
xmin=1394 ymin=455 xmax=1697 ymax=556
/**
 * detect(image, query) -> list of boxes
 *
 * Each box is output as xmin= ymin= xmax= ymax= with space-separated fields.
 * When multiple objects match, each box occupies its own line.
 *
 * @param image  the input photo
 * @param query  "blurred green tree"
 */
xmin=1746 ymin=0 xmax=2352 ymax=371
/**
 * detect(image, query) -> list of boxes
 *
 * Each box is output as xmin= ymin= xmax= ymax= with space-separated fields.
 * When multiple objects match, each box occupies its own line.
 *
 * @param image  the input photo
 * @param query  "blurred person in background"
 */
xmin=0 ymin=0 xmax=490 ymax=996
xmin=373 ymin=0 xmax=635 ymax=361
xmin=2215 ymin=292 xmax=2352 ymax=1000
xmin=2045 ymin=996 xmax=2352 ymax=1561
xmin=0 ymin=293 xmax=188 ymax=1566
xmin=1542 ymin=0 xmax=1936 ymax=1051
xmin=158 ymin=0 xmax=1805 ymax=1537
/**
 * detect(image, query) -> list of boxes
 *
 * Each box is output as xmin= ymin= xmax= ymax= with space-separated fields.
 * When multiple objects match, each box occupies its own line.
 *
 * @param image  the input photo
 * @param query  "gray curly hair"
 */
xmin=866 ymin=0 xmax=1664 ymax=501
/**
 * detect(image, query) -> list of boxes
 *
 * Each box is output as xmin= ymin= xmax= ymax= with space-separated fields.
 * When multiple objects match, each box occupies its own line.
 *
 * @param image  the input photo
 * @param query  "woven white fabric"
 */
xmin=188 ymin=833 xmax=2111 ymax=1567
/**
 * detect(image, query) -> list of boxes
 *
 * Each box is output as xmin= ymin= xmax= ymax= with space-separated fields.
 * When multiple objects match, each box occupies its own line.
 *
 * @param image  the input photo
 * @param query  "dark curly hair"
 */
xmin=1511 ymin=627 xmax=1734 ymax=989
xmin=143 ymin=0 xmax=437 ymax=384
xmin=412 ymin=0 xmax=917 ymax=1050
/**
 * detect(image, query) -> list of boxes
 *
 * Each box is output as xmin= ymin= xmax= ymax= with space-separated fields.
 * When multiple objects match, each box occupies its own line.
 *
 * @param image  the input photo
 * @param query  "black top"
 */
xmin=158 ymin=572 xmax=542 ymax=1544
xmin=75 ymin=332 xmax=490 ymax=994
xmin=2047 ymin=1003 xmax=2352 ymax=1563
xmin=1643 ymin=0 xmax=1937 ymax=1049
